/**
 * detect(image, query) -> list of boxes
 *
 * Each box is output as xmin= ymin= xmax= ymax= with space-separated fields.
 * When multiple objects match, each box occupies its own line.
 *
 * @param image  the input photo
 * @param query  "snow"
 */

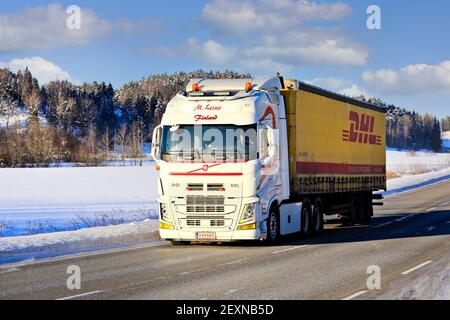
xmin=384 ymin=167 xmax=450 ymax=197
xmin=383 ymin=149 xmax=450 ymax=196
xmin=0 ymin=165 xmax=159 ymax=237
xmin=443 ymin=131 xmax=450 ymax=149
xmin=387 ymin=149 xmax=450 ymax=176
xmin=0 ymin=220 xmax=160 ymax=264
xmin=0 ymin=109 xmax=47 ymax=128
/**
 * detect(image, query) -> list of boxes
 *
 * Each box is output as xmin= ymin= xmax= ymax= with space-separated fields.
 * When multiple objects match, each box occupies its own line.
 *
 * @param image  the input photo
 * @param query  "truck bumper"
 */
xmin=160 ymin=228 xmax=265 ymax=242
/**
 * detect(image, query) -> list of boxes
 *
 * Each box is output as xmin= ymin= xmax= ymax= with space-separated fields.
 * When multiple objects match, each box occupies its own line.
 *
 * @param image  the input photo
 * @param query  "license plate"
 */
xmin=195 ymin=232 xmax=216 ymax=240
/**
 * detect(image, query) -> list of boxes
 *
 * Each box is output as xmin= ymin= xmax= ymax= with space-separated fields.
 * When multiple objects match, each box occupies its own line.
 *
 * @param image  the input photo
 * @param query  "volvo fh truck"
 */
xmin=151 ymin=76 xmax=386 ymax=244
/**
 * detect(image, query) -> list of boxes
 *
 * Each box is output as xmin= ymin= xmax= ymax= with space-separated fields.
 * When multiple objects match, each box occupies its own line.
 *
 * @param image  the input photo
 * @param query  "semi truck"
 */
xmin=151 ymin=76 xmax=386 ymax=244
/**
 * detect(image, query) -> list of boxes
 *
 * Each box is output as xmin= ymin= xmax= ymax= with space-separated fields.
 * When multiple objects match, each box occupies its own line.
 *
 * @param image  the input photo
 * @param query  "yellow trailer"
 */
xmin=282 ymin=81 xmax=386 ymax=195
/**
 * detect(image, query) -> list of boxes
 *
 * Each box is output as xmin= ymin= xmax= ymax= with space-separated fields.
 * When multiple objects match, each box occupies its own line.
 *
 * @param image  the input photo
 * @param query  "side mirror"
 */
xmin=258 ymin=125 xmax=276 ymax=167
xmin=151 ymin=125 xmax=162 ymax=161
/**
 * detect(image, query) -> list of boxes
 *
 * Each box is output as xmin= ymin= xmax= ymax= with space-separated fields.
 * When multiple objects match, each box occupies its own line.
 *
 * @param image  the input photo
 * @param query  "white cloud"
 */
xmin=146 ymin=29 xmax=368 ymax=71
xmin=185 ymin=38 xmax=238 ymax=65
xmin=307 ymin=77 xmax=367 ymax=97
xmin=243 ymin=30 xmax=367 ymax=67
xmin=0 ymin=3 xmax=112 ymax=53
xmin=142 ymin=0 xmax=367 ymax=71
xmin=203 ymin=0 xmax=351 ymax=35
xmin=363 ymin=61 xmax=450 ymax=95
xmin=0 ymin=57 xmax=72 ymax=84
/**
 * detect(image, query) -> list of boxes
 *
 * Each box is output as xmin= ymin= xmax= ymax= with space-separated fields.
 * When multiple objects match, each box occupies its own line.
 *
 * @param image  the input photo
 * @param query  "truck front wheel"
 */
xmin=301 ymin=199 xmax=313 ymax=236
xmin=267 ymin=210 xmax=280 ymax=243
xmin=312 ymin=198 xmax=324 ymax=234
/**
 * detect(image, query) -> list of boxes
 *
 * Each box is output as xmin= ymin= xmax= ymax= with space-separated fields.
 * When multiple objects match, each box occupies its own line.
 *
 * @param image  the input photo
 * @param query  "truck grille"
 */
xmin=207 ymin=184 xmax=224 ymax=191
xmin=186 ymin=219 xmax=226 ymax=227
xmin=187 ymin=219 xmax=201 ymax=227
xmin=186 ymin=195 xmax=225 ymax=214
xmin=187 ymin=183 xmax=203 ymax=191
xmin=186 ymin=195 xmax=224 ymax=205
xmin=210 ymin=220 xmax=225 ymax=227
xmin=186 ymin=205 xmax=225 ymax=213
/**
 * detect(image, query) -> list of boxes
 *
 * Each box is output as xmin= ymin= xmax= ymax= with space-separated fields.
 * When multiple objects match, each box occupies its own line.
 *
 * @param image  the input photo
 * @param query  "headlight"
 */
xmin=240 ymin=203 xmax=256 ymax=224
xmin=160 ymin=203 xmax=173 ymax=223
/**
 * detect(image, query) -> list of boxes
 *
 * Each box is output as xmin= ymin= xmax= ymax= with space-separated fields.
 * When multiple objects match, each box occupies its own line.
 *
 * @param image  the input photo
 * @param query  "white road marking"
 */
xmin=426 ymin=207 xmax=437 ymax=212
xmin=342 ymin=290 xmax=368 ymax=300
xmin=225 ymin=258 xmax=248 ymax=265
xmin=438 ymin=200 xmax=450 ymax=207
xmin=374 ymin=213 xmax=418 ymax=228
xmin=224 ymin=288 xmax=243 ymax=296
xmin=401 ymin=261 xmax=433 ymax=275
xmin=0 ymin=267 xmax=21 ymax=274
xmin=57 ymin=290 xmax=104 ymax=300
xmin=272 ymin=245 xmax=309 ymax=255
xmin=395 ymin=213 xmax=418 ymax=222
xmin=373 ymin=221 xmax=393 ymax=229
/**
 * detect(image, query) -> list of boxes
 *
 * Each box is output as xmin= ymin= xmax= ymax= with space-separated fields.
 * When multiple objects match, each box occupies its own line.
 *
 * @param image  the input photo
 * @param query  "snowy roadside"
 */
xmin=0 ymin=220 xmax=160 ymax=265
xmin=384 ymin=167 xmax=450 ymax=197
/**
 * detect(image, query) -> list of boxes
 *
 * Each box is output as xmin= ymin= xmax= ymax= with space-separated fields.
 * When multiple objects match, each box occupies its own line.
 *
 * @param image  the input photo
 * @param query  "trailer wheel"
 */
xmin=347 ymin=194 xmax=359 ymax=225
xmin=301 ymin=199 xmax=313 ymax=236
xmin=312 ymin=198 xmax=324 ymax=234
xmin=267 ymin=209 xmax=280 ymax=243
xmin=361 ymin=193 xmax=372 ymax=225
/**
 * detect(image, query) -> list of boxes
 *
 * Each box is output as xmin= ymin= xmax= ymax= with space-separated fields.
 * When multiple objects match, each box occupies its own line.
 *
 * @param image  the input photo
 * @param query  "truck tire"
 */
xmin=345 ymin=193 xmax=359 ymax=225
xmin=361 ymin=193 xmax=372 ymax=225
xmin=312 ymin=198 xmax=324 ymax=234
xmin=267 ymin=209 xmax=280 ymax=243
xmin=301 ymin=199 xmax=313 ymax=236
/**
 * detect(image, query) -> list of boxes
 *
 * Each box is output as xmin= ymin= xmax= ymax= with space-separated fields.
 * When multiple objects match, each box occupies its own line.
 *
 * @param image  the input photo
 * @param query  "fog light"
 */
xmin=237 ymin=223 xmax=256 ymax=230
xmin=160 ymin=221 xmax=175 ymax=230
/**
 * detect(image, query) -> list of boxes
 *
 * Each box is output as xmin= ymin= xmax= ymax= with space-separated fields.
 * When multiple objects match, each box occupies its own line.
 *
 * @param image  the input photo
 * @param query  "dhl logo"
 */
xmin=342 ymin=111 xmax=382 ymax=145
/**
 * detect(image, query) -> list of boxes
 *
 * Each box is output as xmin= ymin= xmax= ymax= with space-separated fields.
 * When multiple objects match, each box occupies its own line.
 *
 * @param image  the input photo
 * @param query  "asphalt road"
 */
xmin=1 ymin=180 xmax=449 ymax=300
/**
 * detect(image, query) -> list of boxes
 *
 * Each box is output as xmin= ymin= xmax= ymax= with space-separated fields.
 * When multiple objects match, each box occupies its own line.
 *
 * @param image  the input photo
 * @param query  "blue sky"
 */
xmin=0 ymin=0 xmax=449 ymax=117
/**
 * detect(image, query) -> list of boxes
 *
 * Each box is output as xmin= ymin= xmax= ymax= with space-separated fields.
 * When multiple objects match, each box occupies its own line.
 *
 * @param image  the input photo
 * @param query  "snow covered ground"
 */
xmin=387 ymin=149 xmax=450 ymax=177
xmin=443 ymin=131 xmax=450 ymax=149
xmin=0 ymin=166 xmax=158 ymax=237
xmin=0 ymin=110 xmax=47 ymax=128
xmin=0 ymin=220 xmax=160 ymax=265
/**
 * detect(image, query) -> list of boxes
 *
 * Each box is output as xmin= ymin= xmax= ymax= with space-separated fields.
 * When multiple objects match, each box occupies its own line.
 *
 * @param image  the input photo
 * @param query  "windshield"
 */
xmin=161 ymin=124 xmax=257 ymax=162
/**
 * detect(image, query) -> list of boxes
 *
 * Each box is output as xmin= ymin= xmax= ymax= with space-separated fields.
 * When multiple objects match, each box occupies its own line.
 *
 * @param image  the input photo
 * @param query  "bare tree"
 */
xmin=115 ymin=124 xmax=127 ymax=166
xmin=23 ymin=87 xmax=43 ymax=124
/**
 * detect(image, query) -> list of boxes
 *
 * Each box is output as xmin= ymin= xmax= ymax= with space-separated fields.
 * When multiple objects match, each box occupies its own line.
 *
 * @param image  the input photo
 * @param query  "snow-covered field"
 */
xmin=387 ymin=149 xmax=450 ymax=177
xmin=443 ymin=131 xmax=450 ymax=149
xmin=0 ymin=110 xmax=47 ymax=128
xmin=0 ymin=166 xmax=158 ymax=237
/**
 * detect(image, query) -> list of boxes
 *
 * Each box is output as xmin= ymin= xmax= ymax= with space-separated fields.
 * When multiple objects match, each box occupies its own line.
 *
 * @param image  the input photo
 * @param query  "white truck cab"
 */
xmin=151 ymin=77 xmax=290 ymax=243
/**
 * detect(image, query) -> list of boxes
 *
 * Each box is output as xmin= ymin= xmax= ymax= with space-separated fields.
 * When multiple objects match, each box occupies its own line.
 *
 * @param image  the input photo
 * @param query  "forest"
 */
xmin=0 ymin=68 xmax=446 ymax=167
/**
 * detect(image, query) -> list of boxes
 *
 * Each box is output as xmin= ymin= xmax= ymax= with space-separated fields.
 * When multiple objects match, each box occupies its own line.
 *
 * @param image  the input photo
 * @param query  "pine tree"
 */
xmin=431 ymin=118 xmax=442 ymax=152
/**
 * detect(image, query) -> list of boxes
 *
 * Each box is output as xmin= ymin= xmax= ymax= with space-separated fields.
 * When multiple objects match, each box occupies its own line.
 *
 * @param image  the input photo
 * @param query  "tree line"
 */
xmin=356 ymin=96 xmax=444 ymax=152
xmin=0 ymin=68 xmax=250 ymax=167
xmin=0 ymin=68 xmax=447 ymax=167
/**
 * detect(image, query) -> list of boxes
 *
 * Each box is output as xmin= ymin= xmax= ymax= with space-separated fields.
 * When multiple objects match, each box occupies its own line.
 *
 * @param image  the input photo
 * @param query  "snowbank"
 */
xmin=0 ymin=166 xmax=159 ymax=236
xmin=384 ymin=167 xmax=450 ymax=196
xmin=0 ymin=220 xmax=160 ymax=264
